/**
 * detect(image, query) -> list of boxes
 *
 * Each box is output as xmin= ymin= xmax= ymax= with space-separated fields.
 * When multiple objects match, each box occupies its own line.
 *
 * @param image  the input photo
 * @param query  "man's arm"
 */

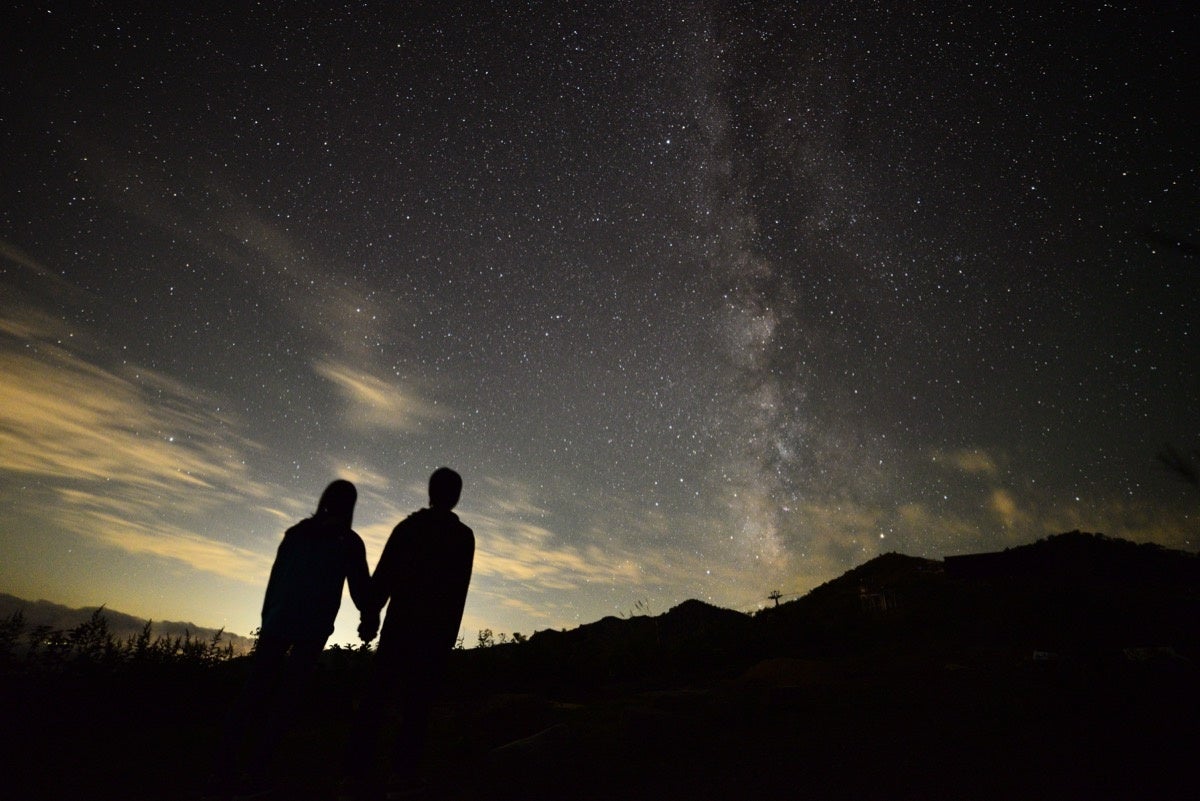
xmin=358 ymin=522 xmax=405 ymax=642
xmin=435 ymin=528 xmax=475 ymax=651
xmin=357 ymin=612 xmax=380 ymax=645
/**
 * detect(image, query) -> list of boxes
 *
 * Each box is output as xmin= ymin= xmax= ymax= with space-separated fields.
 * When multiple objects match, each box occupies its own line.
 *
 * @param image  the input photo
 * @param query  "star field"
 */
xmin=1 ymin=2 xmax=1196 ymax=643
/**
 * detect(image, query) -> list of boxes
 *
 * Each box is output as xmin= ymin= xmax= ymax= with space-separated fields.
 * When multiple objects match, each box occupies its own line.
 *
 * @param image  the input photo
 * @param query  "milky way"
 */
xmin=1 ymin=2 xmax=1195 ymax=643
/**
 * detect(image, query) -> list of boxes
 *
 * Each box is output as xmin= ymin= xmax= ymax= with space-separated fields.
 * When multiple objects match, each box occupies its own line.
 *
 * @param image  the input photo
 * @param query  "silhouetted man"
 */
xmin=345 ymin=467 xmax=475 ymax=799
xmin=209 ymin=479 xmax=372 ymax=799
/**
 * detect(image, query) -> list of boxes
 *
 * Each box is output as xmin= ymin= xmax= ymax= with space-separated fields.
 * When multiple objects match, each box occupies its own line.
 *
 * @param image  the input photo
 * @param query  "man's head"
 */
xmin=429 ymin=467 xmax=462 ymax=510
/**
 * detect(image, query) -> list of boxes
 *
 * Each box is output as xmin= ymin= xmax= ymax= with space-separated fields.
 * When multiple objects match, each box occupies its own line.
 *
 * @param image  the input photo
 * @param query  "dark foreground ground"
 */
xmin=7 ymin=535 xmax=1198 ymax=799
xmin=4 ymin=647 xmax=1196 ymax=801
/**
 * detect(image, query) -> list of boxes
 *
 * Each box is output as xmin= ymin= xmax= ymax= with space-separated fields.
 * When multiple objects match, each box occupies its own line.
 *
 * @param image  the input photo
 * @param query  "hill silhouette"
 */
xmin=0 ymin=593 xmax=254 ymax=654
xmin=428 ymin=531 xmax=1197 ymax=800
xmin=457 ymin=531 xmax=1198 ymax=697
xmin=2 ymin=531 xmax=1196 ymax=800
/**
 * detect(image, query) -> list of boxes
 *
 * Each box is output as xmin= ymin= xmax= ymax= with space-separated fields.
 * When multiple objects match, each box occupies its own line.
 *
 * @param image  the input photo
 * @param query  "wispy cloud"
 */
xmin=988 ymin=488 xmax=1031 ymax=529
xmin=471 ymin=516 xmax=642 ymax=589
xmin=0 ymin=239 xmax=81 ymax=289
xmin=1039 ymin=496 xmax=1197 ymax=552
xmin=468 ymin=476 xmax=647 ymax=591
xmin=54 ymin=499 xmax=274 ymax=582
xmin=0 ymin=311 xmax=285 ymax=581
xmin=499 ymin=595 xmax=555 ymax=619
xmin=0 ymin=297 xmax=77 ymax=341
xmin=77 ymin=146 xmax=416 ymax=368
xmin=0 ymin=346 xmax=255 ymax=492
xmin=326 ymin=460 xmax=396 ymax=494
xmin=933 ymin=448 xmax=998 ymax=475
xmin=314 ymin=359 xmax=449 ymax=432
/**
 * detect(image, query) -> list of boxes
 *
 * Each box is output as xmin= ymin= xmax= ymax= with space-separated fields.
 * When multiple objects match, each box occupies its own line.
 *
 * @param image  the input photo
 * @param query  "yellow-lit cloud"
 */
xmin=0 ymin=346 xmax=254 ymax=491
xmin=0 ymin=315 xmax=286 ymax=582
xmin=794 ymin=501 xmax=884 ymax=537
xmin=0 ymin=239 xmax=77 ymax=285
xmin=327 ymin=460 xmax=395 ymax=494
xmin=55 ymin=502 xmax=274 ymax=582
xmin=988 ymin=488 xmax=1029 ymax=529
xmin=0 ymin=300 xmax=75 ymax=341
xmin=465 ymin=477 xmax=652 ymax=592
xmin=77 ymin=149 xmax=415 ymax=368
xmin=893 ymin=501 xmax=989 ymax=552
xmin=933 ymin=448 xmax=998 ymax=475
xmin=471 ymin=517 xmax=642 ymax=588
xmin=314 ymin=359 xmax=449 ymax=432
xmin=501 ymin=595 xmax=554 ymax=618
xmin=1042 ymin=497 xmax=1197 ymax=552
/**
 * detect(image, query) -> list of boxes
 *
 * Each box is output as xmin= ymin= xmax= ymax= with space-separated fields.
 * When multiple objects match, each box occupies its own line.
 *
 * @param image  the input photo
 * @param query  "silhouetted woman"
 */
xmin=208 ymin=479 xmax=371 ymax=798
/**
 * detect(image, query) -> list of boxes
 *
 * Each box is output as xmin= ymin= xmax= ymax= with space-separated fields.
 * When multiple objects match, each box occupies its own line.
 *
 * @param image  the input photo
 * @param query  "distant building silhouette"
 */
xmin=858 ymin=585 xmax=896 ymax=614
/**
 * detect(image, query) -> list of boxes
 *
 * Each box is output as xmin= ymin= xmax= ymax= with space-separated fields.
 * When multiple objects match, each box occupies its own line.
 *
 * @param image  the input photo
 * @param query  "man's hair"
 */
xmin=429 ymin=467 xmax=462 ymax=510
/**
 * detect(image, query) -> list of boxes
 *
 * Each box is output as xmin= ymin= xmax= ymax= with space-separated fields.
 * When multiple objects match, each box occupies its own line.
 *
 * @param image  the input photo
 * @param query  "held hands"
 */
xmin=358 ymin=614 xmax=379 ymax=644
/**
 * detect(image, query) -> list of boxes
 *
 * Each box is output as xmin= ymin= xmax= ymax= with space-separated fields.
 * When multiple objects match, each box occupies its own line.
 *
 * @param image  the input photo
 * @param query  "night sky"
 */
xmin=2 ymin=2 xmax=1196 ymax=646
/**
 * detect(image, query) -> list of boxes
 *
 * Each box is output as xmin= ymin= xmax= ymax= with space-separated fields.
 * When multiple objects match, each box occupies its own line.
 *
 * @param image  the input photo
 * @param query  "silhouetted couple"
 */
xmin=208 ymin=468 xmax=475 ymax=801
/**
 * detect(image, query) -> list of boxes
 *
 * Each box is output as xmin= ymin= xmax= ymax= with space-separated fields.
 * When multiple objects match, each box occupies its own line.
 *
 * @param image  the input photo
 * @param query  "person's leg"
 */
xmin=390 ymin=686 xmax=434 ymax=784
xmin=211 ymin=636 xmax=289 ymax=781
xmin=388 ymin=656 xmax=444 ymax=785
xmin=247 ymin=637 xmax=326 ymax=774
xmin=343 ymin=642 xmax=399 ymax=795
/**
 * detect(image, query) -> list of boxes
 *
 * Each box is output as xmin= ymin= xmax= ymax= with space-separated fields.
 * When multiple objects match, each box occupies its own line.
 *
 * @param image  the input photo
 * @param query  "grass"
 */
xmin=2 ymin=596 xmax=1196 ymax=801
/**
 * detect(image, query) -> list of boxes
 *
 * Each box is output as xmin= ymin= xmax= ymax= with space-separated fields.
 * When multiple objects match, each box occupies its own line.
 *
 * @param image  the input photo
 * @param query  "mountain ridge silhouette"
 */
xmin=5 ymin=530 xmax=1195 ymax=673
xmin=3 ymin=531 xmax=1196 ymax=800
xmin=456 ymin=531 xmax=1199 ymax=695
xmin=0 ymin=592 xmax=255 ymax=654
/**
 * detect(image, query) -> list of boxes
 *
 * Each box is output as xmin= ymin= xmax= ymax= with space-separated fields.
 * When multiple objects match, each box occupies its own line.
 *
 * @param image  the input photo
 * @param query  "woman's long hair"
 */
xmin=315 ymin=479 xmax=357 ymax=526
